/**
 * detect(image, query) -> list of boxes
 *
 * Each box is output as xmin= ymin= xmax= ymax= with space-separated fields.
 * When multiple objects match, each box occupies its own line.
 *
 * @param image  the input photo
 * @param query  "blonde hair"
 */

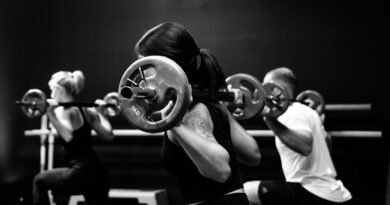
xmin=48 ymin=70 xmax=85 ymax=96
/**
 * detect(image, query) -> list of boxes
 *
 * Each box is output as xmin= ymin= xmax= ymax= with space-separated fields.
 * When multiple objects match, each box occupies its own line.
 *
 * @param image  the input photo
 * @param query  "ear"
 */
xmin=58 ymin=86 xmax=68 ymax=98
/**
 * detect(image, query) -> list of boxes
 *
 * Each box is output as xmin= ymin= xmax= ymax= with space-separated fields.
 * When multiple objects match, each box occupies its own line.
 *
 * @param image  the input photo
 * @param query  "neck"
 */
xmin=60 ymin=95 xmax=74 ymax=103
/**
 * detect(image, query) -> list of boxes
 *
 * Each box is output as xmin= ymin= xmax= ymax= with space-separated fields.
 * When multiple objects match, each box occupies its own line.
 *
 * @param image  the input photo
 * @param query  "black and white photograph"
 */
xmin=0 ymin=0 xmax=385 ymax=204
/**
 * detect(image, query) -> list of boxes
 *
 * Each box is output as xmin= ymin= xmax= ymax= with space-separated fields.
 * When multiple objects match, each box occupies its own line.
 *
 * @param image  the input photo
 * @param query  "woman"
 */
xmin=135 ymin=22 xmax=261 ymax=205
xmin=32 ymin=70 xmax=114 ymax=205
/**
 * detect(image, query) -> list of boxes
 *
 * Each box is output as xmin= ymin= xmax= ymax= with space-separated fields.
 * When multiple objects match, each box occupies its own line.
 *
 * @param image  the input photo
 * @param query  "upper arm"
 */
xmin=84 ymin=108 xmax=114 ymax=140
xmin=183 ymin=104 xmax=216 ymax=142
xmin=83 ymin=107 xmax=100 ymax=127
xmin=283 ymin=111 xmax=313 ymax=140
xmin=275 ymin=109 xmax=314 ymax=155
xmin=174 ymin=104 xmax=231 ymax=182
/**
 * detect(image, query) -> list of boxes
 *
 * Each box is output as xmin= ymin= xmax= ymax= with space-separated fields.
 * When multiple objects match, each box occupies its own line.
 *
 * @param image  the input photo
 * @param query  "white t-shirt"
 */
xmin=275 ymin=102 xmax=352 ymax=202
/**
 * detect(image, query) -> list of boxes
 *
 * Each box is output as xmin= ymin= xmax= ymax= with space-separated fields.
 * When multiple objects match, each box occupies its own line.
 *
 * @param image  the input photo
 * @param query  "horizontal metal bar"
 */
xmin=24 ymin=129 xmax=382 ymax=138
xmin=325 ymin=104 xmax=371 ymax=111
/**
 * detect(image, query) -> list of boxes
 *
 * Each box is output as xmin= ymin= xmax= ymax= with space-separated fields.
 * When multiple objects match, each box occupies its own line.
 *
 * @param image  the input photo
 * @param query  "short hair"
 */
xmin=264 ymin=67 xmax=298 ymax=98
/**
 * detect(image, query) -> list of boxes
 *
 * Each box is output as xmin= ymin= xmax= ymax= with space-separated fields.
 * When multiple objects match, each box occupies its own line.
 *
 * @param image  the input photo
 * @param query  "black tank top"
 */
xmin=58 ymin=107 xmax=100 ymax=167
xmin=161 ymin=102 xmax=244 ymax=204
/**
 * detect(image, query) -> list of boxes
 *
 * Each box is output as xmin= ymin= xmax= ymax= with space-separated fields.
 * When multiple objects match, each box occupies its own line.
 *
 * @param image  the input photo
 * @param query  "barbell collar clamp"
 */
xmin=119 ymin=86 xmax=157 ymax=100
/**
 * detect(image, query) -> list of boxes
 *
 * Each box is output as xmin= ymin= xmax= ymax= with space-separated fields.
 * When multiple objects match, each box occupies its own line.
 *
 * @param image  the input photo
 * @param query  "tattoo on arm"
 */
xmin=184 ymin=107 xmax=215 ymax=141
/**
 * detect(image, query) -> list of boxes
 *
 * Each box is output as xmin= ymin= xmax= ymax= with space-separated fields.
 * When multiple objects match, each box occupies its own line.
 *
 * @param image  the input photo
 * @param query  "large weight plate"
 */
xmin=296 ymin=90 xmax=325 ymax=115
xmin=225 ymin=73 xmax=265 ymax=120
xmin=262 ymin=82 xmax=290 ymax=118
xmin=20 ymin=89 xmax=48 ymax=119
xmin=118 ymin=56 xmax=191 ymax=133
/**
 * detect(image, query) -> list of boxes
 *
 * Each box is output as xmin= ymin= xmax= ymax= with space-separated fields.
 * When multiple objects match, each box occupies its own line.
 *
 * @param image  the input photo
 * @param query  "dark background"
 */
xmin=0 ymin=0 xmax=386 ymax=204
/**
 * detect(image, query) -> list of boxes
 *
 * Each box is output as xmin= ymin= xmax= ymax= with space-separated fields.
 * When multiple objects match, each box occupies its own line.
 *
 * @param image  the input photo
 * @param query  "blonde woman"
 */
xmin=32 ymin=70 xmax=114 ymax=205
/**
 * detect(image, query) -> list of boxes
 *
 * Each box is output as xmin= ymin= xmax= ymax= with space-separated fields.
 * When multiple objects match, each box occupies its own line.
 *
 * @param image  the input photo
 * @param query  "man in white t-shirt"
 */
xmin=244 ymin=67 xmax=353 ymax=205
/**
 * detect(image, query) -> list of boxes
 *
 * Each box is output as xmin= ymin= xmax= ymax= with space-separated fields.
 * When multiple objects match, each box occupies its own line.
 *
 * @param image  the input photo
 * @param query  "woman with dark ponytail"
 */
xmin=32 ymin=70 xmax=114 ymax=205
xmin=135 ymin=22 xmax=261 ymax=205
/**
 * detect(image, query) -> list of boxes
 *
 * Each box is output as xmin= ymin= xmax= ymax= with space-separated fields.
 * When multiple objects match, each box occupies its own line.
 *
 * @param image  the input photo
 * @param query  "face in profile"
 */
xmin=50 ymin=84 xmax=65 ymax=102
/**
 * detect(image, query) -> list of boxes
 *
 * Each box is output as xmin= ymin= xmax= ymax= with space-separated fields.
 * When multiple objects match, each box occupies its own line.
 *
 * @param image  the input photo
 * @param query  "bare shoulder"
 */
xmin=184 ymin=103 xmax=214 ymax=139
xmin=82 ymin=107 xmax=99 ymax=124
xmin=62 ymin=107 xmax=84 ymax=129
xmin=66 ymin=107 xmax=82 ymax=120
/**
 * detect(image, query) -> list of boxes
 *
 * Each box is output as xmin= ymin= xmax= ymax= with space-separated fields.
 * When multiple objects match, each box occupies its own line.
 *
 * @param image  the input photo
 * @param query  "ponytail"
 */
xmin=71 ymin=70 xmax=85 ymax=95
xmin=198 ymin=48 xmax=227 ymax=101
xmin=49 ymin=70 xmax=85 ymax=96
xmin=133 ymin=22 xmax=228 ymax=101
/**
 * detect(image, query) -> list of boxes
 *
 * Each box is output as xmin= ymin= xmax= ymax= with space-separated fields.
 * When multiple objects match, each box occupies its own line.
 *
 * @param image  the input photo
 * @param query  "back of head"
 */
xmin=135 ymin=22 xmax=227 ymax=101
xmin=49 ymin=70 xmax=85 ymax=96
xmin=264 ymin=67 xmax=298 ymax=98
xmin=135 ymin=22 xmax=199 ymax=72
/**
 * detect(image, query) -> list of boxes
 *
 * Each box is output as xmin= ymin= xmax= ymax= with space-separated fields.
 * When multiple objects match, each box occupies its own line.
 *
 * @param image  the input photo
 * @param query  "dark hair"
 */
xmin=134 ymin=22 xmax=227 ymax=101
xmin=265 ymin=67 xmax=298 ymax=98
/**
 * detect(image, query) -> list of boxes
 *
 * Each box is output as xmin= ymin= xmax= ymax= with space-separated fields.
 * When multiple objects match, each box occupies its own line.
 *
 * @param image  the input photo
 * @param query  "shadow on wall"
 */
xmin=0 ymin=60 xmax=10 ymax=182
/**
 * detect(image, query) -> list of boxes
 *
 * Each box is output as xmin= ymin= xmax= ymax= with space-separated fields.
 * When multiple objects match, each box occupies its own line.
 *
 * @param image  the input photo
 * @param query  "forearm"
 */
xmin=222 ymin=104 xmax=261 ymax=166
xmin=231 ymin=119 xmax=261 ymax=166
xmin=94 ymin=113 xmax=114 ymax=141
xmin=171 ymin=125 xmax=231 ymax=182
xmin=264 ymin=118 xmax=312 ymax=156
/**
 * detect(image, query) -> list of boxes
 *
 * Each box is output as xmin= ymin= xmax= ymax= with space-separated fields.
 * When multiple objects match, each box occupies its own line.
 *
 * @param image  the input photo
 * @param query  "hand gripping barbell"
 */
xmin=15 ymin=89 xmax=121 ymax=118
xmin=117 ymin=56 xmax=294 ymax=133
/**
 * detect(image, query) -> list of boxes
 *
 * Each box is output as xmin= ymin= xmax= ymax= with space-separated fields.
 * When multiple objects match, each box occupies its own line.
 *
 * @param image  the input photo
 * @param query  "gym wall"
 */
xmin=0 ymin=0 xmax=385 ymax=204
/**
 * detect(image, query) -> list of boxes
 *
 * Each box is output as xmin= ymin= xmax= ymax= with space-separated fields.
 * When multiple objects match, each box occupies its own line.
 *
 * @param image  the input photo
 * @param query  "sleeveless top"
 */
xmin=161 ymin=102 xmax=244 ymax=204
xmin=57 ymin=107 xmax=101 ymax=168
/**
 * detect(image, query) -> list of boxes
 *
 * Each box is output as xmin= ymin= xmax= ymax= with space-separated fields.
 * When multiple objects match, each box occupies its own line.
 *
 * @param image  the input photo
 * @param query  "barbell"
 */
xmin=260 ymin=86 xmax=325 ymax=117
xmin=117 ymin=56 xmax=292 ymax=133
xmin=16 ymin=89 xmax=121 ymax=118
xmin=296 ymin=90 xmax=325 ymax=115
